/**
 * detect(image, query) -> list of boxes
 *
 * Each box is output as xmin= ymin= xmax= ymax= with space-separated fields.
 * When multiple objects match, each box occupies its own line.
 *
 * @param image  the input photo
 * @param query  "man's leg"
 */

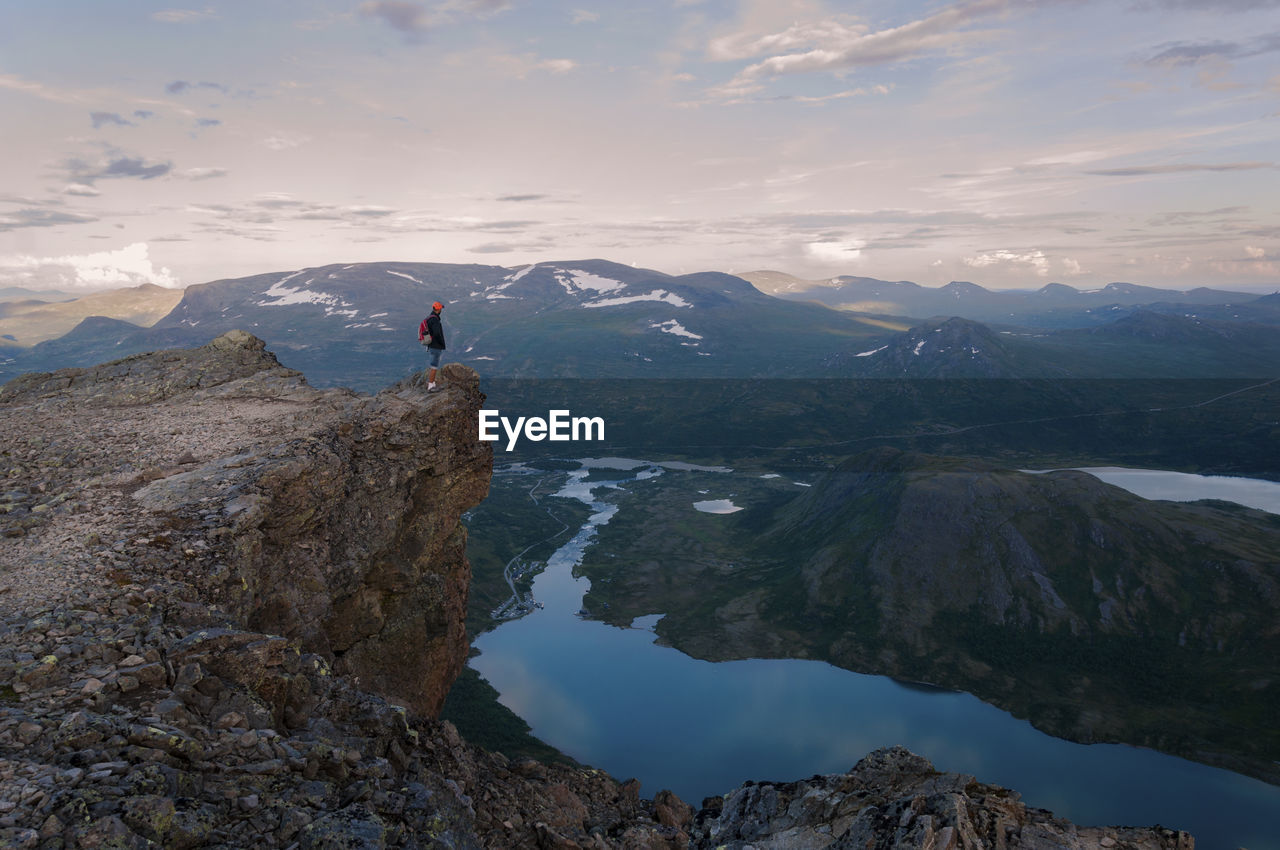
xmin=427 ymin=348 xmax=441 ymax=390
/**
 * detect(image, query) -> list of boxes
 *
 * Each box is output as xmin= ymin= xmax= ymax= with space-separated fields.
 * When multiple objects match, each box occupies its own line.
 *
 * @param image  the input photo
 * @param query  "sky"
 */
xmin=1 ymin=0 xmax=1278 ymax=293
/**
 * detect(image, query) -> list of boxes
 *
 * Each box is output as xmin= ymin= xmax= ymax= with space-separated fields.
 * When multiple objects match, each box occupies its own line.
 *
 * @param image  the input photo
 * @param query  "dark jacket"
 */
xmin=419 ymin=312 xmax=446 ymax=350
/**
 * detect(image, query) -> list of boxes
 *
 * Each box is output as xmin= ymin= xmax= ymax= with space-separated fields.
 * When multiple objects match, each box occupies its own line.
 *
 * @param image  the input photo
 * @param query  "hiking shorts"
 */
xmin=425 ymin=347 xmax=443 ymax=368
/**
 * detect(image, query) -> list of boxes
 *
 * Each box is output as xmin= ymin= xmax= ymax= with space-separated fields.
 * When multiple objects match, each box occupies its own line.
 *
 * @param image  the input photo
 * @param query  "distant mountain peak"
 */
xmin=1036 ymin=282 xmax=1079 ymax=297
xmin=940 ymin=281 xmax=991 ymax=298
xmin=850 ymin=316 xmax=1025 ymax=377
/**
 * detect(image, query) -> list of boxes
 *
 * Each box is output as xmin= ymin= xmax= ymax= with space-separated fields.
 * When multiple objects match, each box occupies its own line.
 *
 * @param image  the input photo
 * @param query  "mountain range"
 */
xmin=743 ymin=270 xmax=1280 ymax=329
xmin=2 ymin=260 xmax=1278 ymax=389
xmin=0 ymin=283 xmax=183 ymax=346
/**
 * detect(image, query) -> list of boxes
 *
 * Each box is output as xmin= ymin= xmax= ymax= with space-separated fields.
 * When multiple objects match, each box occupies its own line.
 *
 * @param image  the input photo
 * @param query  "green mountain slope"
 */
xmin=577 ymin=447 xmax=1280 ymax=783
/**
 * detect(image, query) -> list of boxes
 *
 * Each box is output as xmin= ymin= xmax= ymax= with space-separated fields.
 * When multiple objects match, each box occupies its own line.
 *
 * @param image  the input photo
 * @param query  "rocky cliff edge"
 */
xmin=0 ymin=332 xmax=1195 ymax=849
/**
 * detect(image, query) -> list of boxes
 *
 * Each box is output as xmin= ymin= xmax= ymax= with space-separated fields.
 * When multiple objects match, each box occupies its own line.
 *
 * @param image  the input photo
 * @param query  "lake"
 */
xmin=470 ymin=460 xmax=1280 ymax=850
xmin=1025 ymin=465 xmax=1280 ymax=515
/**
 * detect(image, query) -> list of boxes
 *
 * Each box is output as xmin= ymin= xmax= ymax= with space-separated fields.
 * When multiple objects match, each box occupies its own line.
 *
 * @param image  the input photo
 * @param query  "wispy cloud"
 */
xmin=0 ymin=208 xmax=98 ymax=232
xmin=62 ymin=151 xmax=173 ymax=185
xmin=90 ymin=111 xmax=135 ymax=129
xmin=166 ymin=80 xmax=229 ymax=95
xmin=358 ymin=0 xmax=513 ymax=37
xmin=1146 ymin=32 xmax=1280 ymax=66
xmin=709 ymin=0 xmax=1013 ymax=98
xmin=262 ymin=133 xmax=312 ymax=151
xmin=151 ymin=8 xmax=217 ymax=24
xmin=1085 ymin=161 xmax=1274 ymax=176
xmin=177 ymin=167 xmax=227 ymax=180
xmin=0 ymin=73 xmax=86 ymax=105
xmin=1135 ymin=0 xmax=1280 ymax=10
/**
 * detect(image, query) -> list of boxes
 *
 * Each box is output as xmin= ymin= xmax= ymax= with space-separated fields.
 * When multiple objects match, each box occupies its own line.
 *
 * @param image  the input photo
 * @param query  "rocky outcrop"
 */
xmin=3 ymin=328 xmax=488 ymax=720
xmin=0 ymin=334 xmax=1196 ymax=848
xmin=694 ymin=747 xmax=1192 ymax=850
xmin=128 ymin=354 xmax=491 ymax=718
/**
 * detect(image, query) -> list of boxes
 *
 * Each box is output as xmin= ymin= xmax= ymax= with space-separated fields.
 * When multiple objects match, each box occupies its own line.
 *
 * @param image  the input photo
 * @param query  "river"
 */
xmin=469 ymin=460 xmax=1280 ymax=850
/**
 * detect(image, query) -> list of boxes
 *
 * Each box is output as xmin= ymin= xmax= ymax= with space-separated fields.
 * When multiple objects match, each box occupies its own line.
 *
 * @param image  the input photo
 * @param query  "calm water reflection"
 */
xmin=470 ymin=460 xmax=1280 ymax=850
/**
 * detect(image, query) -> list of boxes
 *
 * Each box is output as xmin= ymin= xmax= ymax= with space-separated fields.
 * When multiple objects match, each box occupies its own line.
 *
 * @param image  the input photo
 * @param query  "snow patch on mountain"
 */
xmin=651 ymin=319 xmax=702 ymax=339
xmin=554 ymin=269 xmax=625 ymax=295
xmin=256 ymin=273 xmax=359 ymax=318
xmin=584 ymin=290 xmax=690 ymax=309
xmin=387 ymin=270 xmax=422 ymax=284
xmin=856 ymin=345 xmax=887 ymax=357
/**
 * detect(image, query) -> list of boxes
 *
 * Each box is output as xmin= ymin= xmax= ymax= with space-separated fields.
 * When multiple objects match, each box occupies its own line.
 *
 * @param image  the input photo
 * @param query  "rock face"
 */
xmin=694 ymin=747 xmax=1193 ymax=850
xmin=130 ymin=356 xmax=491 ymax=718
xmin=0 ymin=333 xmax=1196 ymax=848
xmin=3 ymin=328 xmax=489 ymax=719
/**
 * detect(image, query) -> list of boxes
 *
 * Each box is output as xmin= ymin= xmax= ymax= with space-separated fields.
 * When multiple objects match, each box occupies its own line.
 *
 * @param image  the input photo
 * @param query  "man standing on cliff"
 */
xmin=419 ymin=301 xmax=446 ymax=392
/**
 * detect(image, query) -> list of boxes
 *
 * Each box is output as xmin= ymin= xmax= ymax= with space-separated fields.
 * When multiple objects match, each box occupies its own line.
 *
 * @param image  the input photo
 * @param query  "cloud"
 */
xmin=1085 ymin=161 xmax=1274 ymax=176
xmin=358 ymin=0 xmax=513 ymax=35
xmin=90 ymin=111 xmax=134 ymax=129
xmin=195 ymin=117 xmax=222 ymax=127
xmin=0 ymin=73 xmax=85 ymax=105
xmin=166 ymin=80 xmax=229 ymax=95
xmin=806 ymin=237 xmax=865 ymax=264
xmin=538 ymin=59 xmax=578 ymax=74
xmin=710 ymin=0 xmax=1012 ymax=96
xmin=963 ymin=249 xmax=1051 ymax=276
xmin=177 ymin=167 xmax=228 ymax=180
xmin=1136 ymin=0 xmax=1280 ymax=10
xmin=1146 ymin=32 xmax=1280 ymax=67
xmin=571 ymin=9 xmax=599 ymax=24
xmin=151 ymin=8 xmax=217 ymax=23
xmin=63 ymin=183 xmax=101 ymax=196
xmin=262 ymin=133 xmax=312 ymax=151
xmin=0 ymin=208 xmax=98 ymax=232
xmin=359 ymin=1 xmax=431 ymax=32
xmin=64 ymin=153 xmax=172 ymax=184
xmin=1245 ymin=245 xmax=1268 ymax=258
xmin=497 ymin=194 xmax=550 ymax=202
xmin=345 ymin=205 xmax=396 ymax=217
xmin=0 ymin=243 xmax=179 ymax=291
xmin=467 ymin=237 xmax=556 ymax=254
xmin=1060 ymin=257 xmax=1087 ymax=276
